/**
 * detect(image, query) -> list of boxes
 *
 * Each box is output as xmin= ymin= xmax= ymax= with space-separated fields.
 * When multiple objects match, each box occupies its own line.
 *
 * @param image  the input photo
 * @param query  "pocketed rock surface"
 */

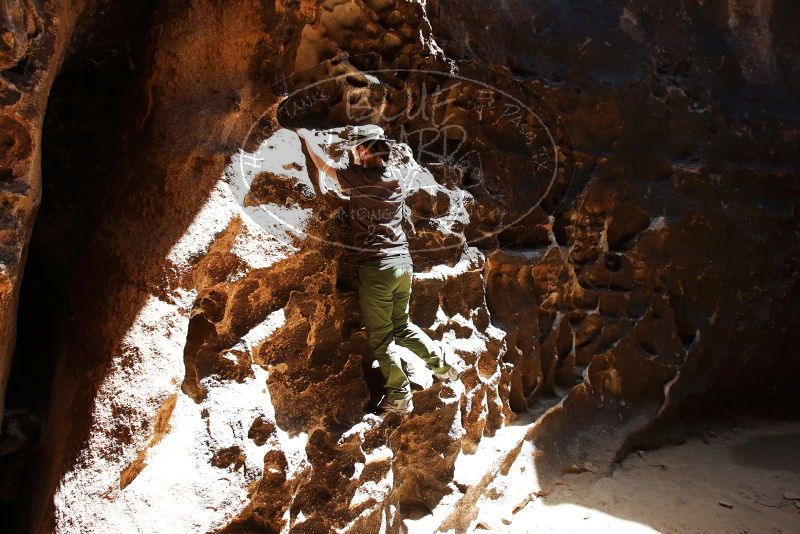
xmin=0 ymin=0 xmax=797 ymax=533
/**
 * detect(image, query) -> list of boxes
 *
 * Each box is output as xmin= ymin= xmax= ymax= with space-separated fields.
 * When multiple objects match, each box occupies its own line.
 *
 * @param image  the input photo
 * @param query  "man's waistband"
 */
xmin=358 ymin=252 xmax=413 ymax=269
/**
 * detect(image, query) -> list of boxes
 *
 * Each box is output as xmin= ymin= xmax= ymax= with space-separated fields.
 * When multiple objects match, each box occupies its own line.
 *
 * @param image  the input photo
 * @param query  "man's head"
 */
xmin=347 ymin=125 xmax=393 ymax=167
xmin=354 ymin=139 xmax=391 ymax=166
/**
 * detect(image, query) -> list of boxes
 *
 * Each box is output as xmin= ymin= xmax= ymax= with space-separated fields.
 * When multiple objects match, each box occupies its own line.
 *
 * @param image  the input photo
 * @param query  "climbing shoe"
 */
xmin=377 ymin=395 xmax=414 ymax=416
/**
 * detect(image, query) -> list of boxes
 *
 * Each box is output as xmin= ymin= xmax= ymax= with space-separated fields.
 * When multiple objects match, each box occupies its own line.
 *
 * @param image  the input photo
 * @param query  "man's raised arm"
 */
xmin=296 ymin=128 xmax=349 ymax=208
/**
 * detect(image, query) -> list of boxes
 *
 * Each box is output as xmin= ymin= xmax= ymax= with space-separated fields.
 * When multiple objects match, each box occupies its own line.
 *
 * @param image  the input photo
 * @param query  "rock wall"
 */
xmin=1 ymin=0 xmax=798 ymax=532
xmin=0 ymin=0 xmax=78 ymax=430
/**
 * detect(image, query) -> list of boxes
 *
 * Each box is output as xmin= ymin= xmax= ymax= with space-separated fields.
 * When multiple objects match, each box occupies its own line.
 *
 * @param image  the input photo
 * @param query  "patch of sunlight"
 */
xmin=512 ymin=501 xmax=661 ymax=533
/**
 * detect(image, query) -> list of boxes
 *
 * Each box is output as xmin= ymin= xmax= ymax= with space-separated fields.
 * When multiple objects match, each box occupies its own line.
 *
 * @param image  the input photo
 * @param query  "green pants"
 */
xmin=358 ymin=256 xmax=450 ymax=400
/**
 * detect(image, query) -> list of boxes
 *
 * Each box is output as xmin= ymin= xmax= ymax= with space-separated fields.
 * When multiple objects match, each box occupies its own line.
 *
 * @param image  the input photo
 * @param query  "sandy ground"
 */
xmin=507 ymin=418 xmax=800 ymax=533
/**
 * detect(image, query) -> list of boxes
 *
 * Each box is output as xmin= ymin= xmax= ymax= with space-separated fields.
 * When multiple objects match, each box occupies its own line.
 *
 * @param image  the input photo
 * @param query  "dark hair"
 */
xmin=363 ymin=139 xmax=390 ymax=159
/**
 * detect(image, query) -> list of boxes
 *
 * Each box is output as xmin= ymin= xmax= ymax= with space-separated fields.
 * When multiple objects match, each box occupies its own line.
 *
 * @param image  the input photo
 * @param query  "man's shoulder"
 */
xmin=338 ymin=160 xmax=365 ymax=175
xmin=339 ymin=162 xmax=387 ymax=183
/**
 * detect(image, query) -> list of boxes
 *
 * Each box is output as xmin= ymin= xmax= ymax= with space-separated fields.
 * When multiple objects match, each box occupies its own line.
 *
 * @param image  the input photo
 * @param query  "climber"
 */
xmin=297 ymin=125 xmax=465 ymax=416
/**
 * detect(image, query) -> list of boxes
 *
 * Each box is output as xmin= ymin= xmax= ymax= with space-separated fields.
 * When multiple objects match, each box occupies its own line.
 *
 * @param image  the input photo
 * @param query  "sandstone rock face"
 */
xmin=0 ymin=0 xmax=63 ymax=431
xmin=1 ymin=0 xmax=798 ymax=532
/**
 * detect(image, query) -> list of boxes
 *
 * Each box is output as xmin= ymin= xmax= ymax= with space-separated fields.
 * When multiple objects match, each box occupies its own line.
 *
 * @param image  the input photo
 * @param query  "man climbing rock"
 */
xmin=298 ymin=125 xmax=464 ymax=415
